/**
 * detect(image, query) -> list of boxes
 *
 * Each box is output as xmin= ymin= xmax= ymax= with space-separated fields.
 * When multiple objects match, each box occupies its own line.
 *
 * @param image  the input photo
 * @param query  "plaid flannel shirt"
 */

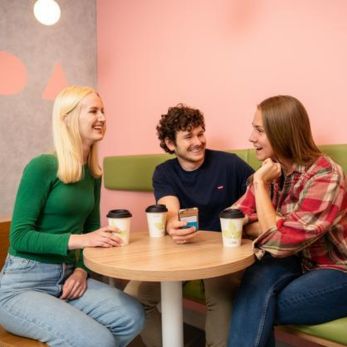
xmin=233 ymin=155 xmax=347 ymax=272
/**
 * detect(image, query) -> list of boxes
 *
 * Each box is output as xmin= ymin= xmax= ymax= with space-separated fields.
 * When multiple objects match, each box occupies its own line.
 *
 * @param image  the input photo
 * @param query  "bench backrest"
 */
xmin=0 ymin=219 xmax=10 ymax=269
xmin=104 ymin=144 xmax=347 ymax=191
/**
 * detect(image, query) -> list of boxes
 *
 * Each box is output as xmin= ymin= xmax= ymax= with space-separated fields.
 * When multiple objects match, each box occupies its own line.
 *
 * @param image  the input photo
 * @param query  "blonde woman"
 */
xmin=227 ymin=95 xmax=347 ymax=347
xmin=0 ymin=86 xmax=144 ymax=346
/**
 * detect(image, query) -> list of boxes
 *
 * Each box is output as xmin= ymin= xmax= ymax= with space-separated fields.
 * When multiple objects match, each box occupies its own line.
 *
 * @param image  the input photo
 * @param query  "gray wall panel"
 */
xmin=0 ymin=0 xmax=97 ymax=217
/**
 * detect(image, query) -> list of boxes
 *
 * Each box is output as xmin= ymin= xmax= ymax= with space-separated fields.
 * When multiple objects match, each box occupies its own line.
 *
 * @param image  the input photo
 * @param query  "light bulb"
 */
xmin=34 ymin=0 xmax=61 ymax=26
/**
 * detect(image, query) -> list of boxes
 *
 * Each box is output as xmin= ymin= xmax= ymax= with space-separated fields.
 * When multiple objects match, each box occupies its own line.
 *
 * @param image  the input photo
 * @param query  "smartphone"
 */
xmin=178 ymin=207 xmax=199 ymax=230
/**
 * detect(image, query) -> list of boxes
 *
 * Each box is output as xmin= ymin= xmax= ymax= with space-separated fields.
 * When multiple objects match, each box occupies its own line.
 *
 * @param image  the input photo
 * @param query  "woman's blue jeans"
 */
xmin=0 ymin=255 xmax=144 ymax=347
xmin=227 ymin=254 xmax=347 ymax=347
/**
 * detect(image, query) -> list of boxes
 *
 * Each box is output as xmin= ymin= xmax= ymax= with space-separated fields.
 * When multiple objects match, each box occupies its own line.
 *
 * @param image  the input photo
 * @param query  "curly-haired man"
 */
xmin=125 ymin=104 xmax=254 ymax=347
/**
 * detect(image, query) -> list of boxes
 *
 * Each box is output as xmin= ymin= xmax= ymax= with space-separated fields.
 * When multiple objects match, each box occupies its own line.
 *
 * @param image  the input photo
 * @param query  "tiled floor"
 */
xmin=129 ymin=326 xmax=325 ymax=347
xmin=128 ymin=324 xmax=205 ymax=347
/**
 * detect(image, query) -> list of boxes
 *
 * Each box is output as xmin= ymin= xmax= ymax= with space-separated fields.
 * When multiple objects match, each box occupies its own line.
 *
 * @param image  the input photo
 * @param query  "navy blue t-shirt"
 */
xmin=153 ymin=149 xmax=254 ymax=232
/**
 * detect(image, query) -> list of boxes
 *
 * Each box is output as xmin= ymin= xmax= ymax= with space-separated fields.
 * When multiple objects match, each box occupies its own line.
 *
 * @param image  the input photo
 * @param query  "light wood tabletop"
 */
xmin=84 ymin=230 xmax=255 ymax=347
xmin=83 ymin=230 xmax=255 ymax=281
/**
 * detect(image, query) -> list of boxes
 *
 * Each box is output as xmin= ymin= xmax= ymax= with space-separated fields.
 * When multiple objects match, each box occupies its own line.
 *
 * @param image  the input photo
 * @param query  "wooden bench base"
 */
xmin=0 ymin=325 xmax=47 ymax=347
xmin=276 ymin=326 xmax=347 ymax=347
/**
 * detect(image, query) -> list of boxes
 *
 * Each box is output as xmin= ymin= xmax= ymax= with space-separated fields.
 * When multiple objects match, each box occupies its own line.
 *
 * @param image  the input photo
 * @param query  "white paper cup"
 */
xmin=145 ymin=204 xmax=168 ymax=238
xmin=106 ymin=209 xmax=132 ymax=245
xmin=219 ymin=209 xmax=244 ymax=247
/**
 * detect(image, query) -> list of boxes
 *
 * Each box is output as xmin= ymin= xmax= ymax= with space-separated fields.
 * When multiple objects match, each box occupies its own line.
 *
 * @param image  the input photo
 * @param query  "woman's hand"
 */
xmin=68 ymin=226 xmax=123 ymax=249
xmin=60 ymin=268 xmax=87 ymax=300
xmin=166 ymin=218 xmax=198 ymax=244
xmin=253 ymin=159 xmax=282 ymax=233
xmin=254 ymin=158 xmax=281 ymax=185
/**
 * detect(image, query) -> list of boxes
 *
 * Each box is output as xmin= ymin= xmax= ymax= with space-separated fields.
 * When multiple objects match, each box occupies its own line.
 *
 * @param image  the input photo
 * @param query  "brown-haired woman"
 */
xmin=227 ymin=95 xmax=347 ymax=347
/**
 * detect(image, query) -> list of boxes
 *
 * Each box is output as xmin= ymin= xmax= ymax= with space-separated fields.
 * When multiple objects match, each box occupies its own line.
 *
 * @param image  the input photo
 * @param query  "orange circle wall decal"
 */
xmin=0 ymin=51 xmax=27 ymax=95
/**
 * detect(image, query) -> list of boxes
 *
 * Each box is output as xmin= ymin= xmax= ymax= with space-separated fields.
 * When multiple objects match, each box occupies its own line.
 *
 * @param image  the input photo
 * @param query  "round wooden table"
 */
xmin=84 ymin=231 xmax=255 ymax=347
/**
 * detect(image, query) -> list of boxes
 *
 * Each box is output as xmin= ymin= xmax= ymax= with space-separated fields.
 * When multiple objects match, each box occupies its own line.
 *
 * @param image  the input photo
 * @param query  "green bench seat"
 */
xmin=104 ymin=144 xmax=347 ymax=346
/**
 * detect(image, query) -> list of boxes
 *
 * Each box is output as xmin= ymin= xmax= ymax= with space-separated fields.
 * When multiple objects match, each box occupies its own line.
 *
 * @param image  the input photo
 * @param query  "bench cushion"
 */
xmin=104 ymin=153 xmax=173 ymax=191
xmin=289 ymin=316 xmax=347 ymax=345
xmin=103 ymin=144 xmax=347 ymax=192
xmin=103 ymin=149 xmax=261 ymax=191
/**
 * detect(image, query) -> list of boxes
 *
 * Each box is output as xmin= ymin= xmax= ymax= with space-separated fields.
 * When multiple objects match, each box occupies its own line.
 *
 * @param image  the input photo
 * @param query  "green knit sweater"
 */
xmin=9 ymin=154 xmax=101 ymax=268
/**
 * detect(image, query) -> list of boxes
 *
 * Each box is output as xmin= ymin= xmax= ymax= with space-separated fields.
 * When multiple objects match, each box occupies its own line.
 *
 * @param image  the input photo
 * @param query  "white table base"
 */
xmin=161 ymin=281 xmax=184 ymax=347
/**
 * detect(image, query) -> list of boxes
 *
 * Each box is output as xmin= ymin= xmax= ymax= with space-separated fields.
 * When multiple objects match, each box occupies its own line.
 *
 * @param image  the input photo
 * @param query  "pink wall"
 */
xmin=97 ymin=0 xmax=347 ymax=228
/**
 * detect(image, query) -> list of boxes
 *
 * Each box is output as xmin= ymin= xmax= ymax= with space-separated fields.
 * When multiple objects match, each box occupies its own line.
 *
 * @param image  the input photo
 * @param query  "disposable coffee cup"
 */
xmin=145 ymin=204 xmax=168 ymax=237
xmin=219 ymin=208 xmax=244 ymax=247
xmin=106 ymin=209 xmax=132 ymax=245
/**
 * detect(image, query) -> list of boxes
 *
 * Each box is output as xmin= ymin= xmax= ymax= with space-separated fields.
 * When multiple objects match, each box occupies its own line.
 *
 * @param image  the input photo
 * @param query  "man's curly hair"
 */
xmin=156 ymin=104 xmax=205 ymax=154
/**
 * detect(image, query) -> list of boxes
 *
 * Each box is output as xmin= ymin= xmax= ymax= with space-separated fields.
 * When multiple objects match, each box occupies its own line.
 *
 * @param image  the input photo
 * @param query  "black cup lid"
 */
xmin=219 ymin=208 xmax=244 ymax=219
xmin=107 ymin=209 xmax=132 ymax=218
xmin=145 ymin=204 xmax=168 ymax=213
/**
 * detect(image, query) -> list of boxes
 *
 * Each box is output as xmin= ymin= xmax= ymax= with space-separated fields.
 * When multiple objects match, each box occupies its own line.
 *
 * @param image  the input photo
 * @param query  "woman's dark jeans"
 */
xmin=227 ymin=254 xmax=347 ymax=347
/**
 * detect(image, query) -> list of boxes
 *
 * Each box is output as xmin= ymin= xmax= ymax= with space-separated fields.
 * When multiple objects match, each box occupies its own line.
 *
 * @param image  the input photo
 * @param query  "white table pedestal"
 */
xmin=161 ymin=281 xmax=184 ymax=347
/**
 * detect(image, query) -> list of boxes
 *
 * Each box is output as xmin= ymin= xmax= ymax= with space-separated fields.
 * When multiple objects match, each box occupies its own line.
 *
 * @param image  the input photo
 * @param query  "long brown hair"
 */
xmin=258 ymin=95 xmax=321 ymax=165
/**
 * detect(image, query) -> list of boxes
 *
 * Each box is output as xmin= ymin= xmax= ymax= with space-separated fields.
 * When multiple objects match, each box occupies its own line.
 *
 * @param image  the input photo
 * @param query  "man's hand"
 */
xmin=157 ymin=196 xmax=198 ymax=244
xmin=166 ymin=218 xmax=198 ymax=244
xmin=60 ymin=268 xmax=87 ymax=300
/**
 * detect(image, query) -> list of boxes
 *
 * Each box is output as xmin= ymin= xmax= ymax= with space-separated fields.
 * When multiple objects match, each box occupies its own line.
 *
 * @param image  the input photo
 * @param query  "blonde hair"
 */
xmin=52 ymin=86 xmax=103 ymax=183
xmin=258 ymin=95 xmax=321 ymax=165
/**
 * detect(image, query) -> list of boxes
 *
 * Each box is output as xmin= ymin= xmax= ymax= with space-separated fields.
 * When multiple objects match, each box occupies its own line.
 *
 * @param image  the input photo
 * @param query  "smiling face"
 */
xmin=165 ymin=125 xmax=206 ymax=170
xmin=249 ymin=108 xmax=274 ymax=161
xmin=78 ymin=92 xmax=106 ymax=148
